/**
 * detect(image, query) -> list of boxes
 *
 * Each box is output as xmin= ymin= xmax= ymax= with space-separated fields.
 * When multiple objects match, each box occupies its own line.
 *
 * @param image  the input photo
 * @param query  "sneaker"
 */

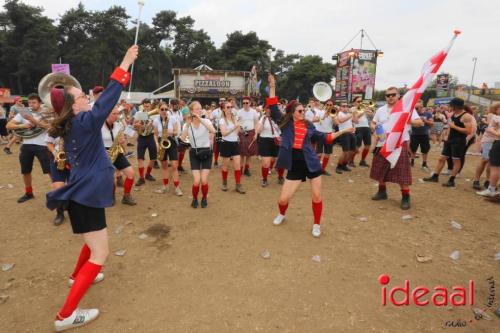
xmin=273 ymin=214 xmax=285 ymax=226
xmin=484 ymin=181 xmax=490 ymax=189
xmin=201 ymin=198 xmax=208 ymax=208
xmin=261 ymin=179 xmax=268 ymax=187
xmin=4 ymin=147 xmax=12 ymax=155
xmin=400 ymin=196 xmax=411 ymax=210
xmin=476 ymin=188 xmax=497 ymax=197
xmin=17 ymin=193 xmax=34 ymax=203
xmin=359 ymin=160 xmax=369 ymax=167
xmin=244 ymin=169 xmax=251 ymax=177
xmin=116 ymin=177 xmax=124 ymax=188
xmin=312 ymin=224 xmax=321 ymax=238
xmin=221 ymin=181 xmax=228 ymax=192
xmin=121 ymin=194 xmax=137 ymax=206
xmin=442 ymin=169 xmax=451 ymax=175
xmin=145 ymin=174 xmax=156 ymax=181
xmin=135 ymin=178 xmax=145 ymax=186
xmin=191 ymin=198 xmax=199 ymax=208
xmin=421 ymin=165 xmax=430 ymax=173
xmin=154 ymin=186 xmax=168 ymax=194
xmin=472 ymin=181 xmax=481 ymax=190
xmin=335 ymin=167 xmax=343 ymax=174
xmin=341 ymin=165 xmax=351 ymax=172
xmin=153 ymin=161 xmax=160 ymax=169
xmin=277 ymin=177 xmax=285 ymax=185
xmin=174 ymin=187 xmax=183 ymax=196
xmin=235 ymin=184 xmax=246 ymax=194
xmin=442 ymin=179 xmax=455 ymax=187
xmin=423 ymin=174 xmax=438 ymax=182
xmin=322 ymin=170 xmax=331 ymax=176
xmin=68 ymin=273 xmax=104 ymax=287
xmin=371 ymin=191 xmax=388 ymax=201
xmin=53 ymin=212 xmax=65 ymax=226
xmin=54 ymin=308 xmax=99 ymax=332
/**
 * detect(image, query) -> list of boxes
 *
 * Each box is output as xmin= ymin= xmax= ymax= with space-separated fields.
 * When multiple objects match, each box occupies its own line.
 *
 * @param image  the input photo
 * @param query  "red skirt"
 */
xmin=369 ymin=143 xmax=412 ymax=186
xmin=239 ymin=129 xmax=257 ymax=157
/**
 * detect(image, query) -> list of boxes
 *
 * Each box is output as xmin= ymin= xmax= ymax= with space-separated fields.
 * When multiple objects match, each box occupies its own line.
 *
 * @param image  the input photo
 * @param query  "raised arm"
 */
xmin=267 ymin=74 xmax=282 ymax=124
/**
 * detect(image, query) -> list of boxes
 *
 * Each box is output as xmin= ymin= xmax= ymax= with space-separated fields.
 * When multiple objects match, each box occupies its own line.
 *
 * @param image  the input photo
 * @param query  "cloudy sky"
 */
xmin=9 ymin=0 xmax=500 ymax=89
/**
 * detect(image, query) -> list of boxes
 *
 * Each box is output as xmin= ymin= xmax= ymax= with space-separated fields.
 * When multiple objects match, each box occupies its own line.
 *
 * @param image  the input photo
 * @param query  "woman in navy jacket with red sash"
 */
xmin=47 ymin=46 xmax=138 ymax=332
xmin=267 ymin=74 xmax=354 ymax=238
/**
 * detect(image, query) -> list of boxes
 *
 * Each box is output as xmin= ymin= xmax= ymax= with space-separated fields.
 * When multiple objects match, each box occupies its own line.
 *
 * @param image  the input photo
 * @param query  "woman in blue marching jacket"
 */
xmin=267 ymin=74 xmax=355 ymax=238
xmin=46 ymin=46 xmax=138 ymax=332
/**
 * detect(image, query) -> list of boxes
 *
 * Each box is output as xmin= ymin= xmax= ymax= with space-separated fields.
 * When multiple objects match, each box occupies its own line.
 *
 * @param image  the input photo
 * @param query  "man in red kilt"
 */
xmin=369 ymin=87 xmax=423 ymax=210
xmin=237 ymin=96 xmax=259 ymax=176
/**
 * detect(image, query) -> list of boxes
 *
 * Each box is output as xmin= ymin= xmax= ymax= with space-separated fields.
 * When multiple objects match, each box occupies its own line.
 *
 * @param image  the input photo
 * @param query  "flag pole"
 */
xmin=127 ymin=0 xmax=145 ymax=101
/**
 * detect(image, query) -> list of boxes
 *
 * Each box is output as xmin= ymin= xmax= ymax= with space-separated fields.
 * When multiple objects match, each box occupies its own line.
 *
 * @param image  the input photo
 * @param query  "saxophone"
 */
xmin=157 ymin=118 xmax=171 ymax=161
xmin=55 ymin=137 xmax=66 ymax=171
xmin=108 ymin=126 xmax=125 ymax=163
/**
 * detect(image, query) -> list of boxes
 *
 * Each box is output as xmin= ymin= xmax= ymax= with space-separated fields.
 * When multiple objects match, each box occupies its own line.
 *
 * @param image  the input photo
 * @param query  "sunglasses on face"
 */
xmin=242 ymin=101 xmax=249 ymax=104
xmin=296 ymin=109 xmax=304 ymax=113
xmin=385 ymin=93 xmax=397 ymax=98
xmin=160 ymin=108 xmax=168 ymax=111
xmin=326 ymin=103 xmax=333 ymax=106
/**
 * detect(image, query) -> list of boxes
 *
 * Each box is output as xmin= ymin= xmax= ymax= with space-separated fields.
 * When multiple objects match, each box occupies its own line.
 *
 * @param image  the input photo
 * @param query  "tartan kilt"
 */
xmin=239 ymin=129 xmax=257 ymax=156
xmin=370 ymin=143 xmax=412 ymax=186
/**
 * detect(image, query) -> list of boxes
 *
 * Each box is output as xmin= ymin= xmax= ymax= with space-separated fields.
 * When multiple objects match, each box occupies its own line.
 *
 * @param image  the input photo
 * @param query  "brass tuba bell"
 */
xmin=38 ymin=72 xmax=82 ymax=109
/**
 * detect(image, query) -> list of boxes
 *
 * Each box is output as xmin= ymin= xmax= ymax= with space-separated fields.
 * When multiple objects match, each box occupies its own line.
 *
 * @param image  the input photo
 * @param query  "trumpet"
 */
xmin=356 ymin=101 xmax=376 ymax=115
xmin=55 ymin=137 xmax=66 ymax=171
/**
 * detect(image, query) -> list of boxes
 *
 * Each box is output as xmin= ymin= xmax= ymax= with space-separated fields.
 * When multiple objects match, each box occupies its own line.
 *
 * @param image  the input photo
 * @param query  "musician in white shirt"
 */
xmin=352 ymin=96 xmax=373 ymax=167
xmin=256 ymin=103 xmax=282 ymax=186
xmin=335 ymin=102 xmax=358 ymax=174
xmin=316 ymin=100 xmax=336 ymax=175
xmin=236 ymin=96 xmax=259 ymax=177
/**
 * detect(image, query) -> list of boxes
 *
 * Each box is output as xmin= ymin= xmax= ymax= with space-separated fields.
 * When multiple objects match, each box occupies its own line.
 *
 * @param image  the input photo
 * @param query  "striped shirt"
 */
xmin=293 ymin=120 xmax=307 ymax=149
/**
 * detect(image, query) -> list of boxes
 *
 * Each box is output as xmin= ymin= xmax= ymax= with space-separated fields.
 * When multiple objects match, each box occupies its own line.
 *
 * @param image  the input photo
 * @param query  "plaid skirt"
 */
xmin=239 ymin=129 xmax=257 ymax=157
xmin=370 ymin=143 xmax=412 ymax=186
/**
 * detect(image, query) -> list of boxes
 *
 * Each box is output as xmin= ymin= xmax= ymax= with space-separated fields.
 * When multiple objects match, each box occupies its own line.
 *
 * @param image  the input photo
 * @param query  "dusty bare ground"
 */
xmin=0 ymin=143 xmax=498 ymax=333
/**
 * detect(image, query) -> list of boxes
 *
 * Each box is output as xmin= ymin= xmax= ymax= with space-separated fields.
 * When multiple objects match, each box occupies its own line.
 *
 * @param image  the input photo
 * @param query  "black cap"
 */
xmin=449 ymin=98 xmax=465 ymax=109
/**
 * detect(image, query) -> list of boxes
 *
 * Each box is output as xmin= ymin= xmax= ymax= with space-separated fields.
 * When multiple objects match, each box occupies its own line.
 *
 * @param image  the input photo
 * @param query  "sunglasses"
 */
xmin=296 ymin=109 xmax=304 ymax=113
xmin=160 ymin=108 xmax=168 ymax=111
xmin=242 ymin=101 xmax=249 ymax=104
xmin=326 ymin=103 xmax=333 ymax=106
xmin=385 ymin=93 xmax=397 ymax=98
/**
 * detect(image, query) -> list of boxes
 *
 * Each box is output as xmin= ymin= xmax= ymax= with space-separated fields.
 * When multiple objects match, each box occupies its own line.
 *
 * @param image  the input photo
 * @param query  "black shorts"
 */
xmin=19 ymin=144 xmax=50 ymax=174
xmin=489 ymin=140 xmax=500 ymax=167
xmin=113 ymin=152 xmax=131 ymax=170
xmin=0 ymin=119 xmax=7 ymax=136
xmin=355 ymin=127 xmax=372 ymax=147
xmin=286 ymin=149 xmax=322 ymax=182
xmin=316 ymin=139 xmax=334 ymax=154
xmin=337 ymin=132 xmax=356 ymax=152
xmin=410 ymin=135 xmax=431 ymax=154
xmin=137 ymin=134 xmax=157 ymax=160
xmin=158 ymin=139 xmax=178 ymax=161
xmin=258 ymin=137 xmax=279 ymax=157
xmin=49 ymin=155 xmax=70 ymax=183
xmin=442 ymin=139 xmax=466 ymax=160
xmin=189 ymin=149 xmax=213 ymax=170
xmin=219 ymin=141 xmax=240 ymax=158
xmin=67 ymin=200 xmax=107 ymax=234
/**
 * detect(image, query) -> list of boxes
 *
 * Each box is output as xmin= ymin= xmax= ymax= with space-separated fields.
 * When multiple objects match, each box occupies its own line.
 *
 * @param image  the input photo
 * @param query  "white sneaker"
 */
xmin=442 ymin=169 xmax=450 ymax=175
xmin=312 ymin=224 xmax=321 ymax=238
xmin=154 ymin=186 xmax=168 ymax=194
xmin=175 ymin=187 xmax=183 ymax=196
xmin=68 ymin=272 xmax=104 ymax=287
xmin=54 ymin=308 xmax=99 ymax=332
xmin=273 ymin=214 xmax=285 ymax=226
xmin=477 ymin=188 xmax=497 ymax=197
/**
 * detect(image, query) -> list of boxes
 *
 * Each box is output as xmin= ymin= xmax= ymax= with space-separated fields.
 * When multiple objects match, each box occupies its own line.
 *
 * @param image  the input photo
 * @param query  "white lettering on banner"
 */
xmin=194 ymin=80 xmax=231 ymax=88
xmin=358 ymin=52 xmax=374 ymax=61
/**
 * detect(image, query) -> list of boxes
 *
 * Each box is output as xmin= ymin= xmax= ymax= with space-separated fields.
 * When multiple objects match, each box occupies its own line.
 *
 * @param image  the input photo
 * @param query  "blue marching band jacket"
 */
xmin=267 ymin=96 xmax=333 ymax=174
xmin=46 ymin=68 xmax=130 ymax=210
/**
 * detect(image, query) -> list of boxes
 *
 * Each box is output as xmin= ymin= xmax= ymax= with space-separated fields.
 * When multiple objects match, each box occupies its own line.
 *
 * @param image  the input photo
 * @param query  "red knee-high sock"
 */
xmin=25 ymin=186 xmax=33 ymax=195
xmin=178 ymin=151 xmax=185 ymax=166
xmin=321 ymin=157 xmax=330 ymax=171
xmin=173 ymin=180 xmax=180 ymax=188
xmin=70 ymin=244 xmax=90 ymax=279
xmin=234 ymin=170 xmax=241 ymax=184
xmin=163 ymin=179 xmax=169 ymax=186
xmin=277 ymin=168 xmax=285 ymax=178
xmin=146 ymin=166 xmax=152 ymax=176
xmin=221 ymin=170 xmax=228 ymax=181
xmin=124 ymin=177 xmax=133 ymax=195
xmin=192 ymin=184 xmax=200 ymax=199
xmin=261 ymin=167 xmax=269 ymax=181
xmin=57 ymin=261 xmax=102 ymax=319
xmin=278 ymin=201 xmax=288 ymax=215
xmin=201 ymin=183 xmax=209 ymax=199
xmin=270 ymin=160 xmax=275 ymax=170
xmin=138 ymin=167 xmax=145 ymax=179
xmin=361 ymin=148 xmax=369 ymax=161
xmin=312 ymin=201 xmax=323 ymax=225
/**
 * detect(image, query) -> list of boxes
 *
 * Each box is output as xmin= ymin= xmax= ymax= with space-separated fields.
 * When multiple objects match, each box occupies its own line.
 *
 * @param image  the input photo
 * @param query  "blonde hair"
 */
xmin=488 ymin=102 xmax=500 ymax=114
xmin=189 ymin=101 xmax=201 ymax=112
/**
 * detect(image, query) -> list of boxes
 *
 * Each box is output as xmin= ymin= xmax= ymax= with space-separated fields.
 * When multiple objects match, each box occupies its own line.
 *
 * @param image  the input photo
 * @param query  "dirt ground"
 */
xmin=0 ymin=142 xmax=498 ymax=333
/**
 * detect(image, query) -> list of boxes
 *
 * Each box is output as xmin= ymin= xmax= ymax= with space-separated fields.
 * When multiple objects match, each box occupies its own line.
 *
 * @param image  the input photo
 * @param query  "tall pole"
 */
xmin=468 ymin=57 xmax=477 ymax=101
xmin=360 ymin=29 xmax=364 ymax=50
xmin=348 ymin=52 xmax=355 ymax=103
xmin=127 ymin=0 xmax=145 ymax=100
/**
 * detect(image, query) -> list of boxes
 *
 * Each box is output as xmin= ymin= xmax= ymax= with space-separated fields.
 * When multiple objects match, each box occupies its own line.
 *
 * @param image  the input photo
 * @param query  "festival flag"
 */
xmin=380 ymin=31 xmax=461 ymax=168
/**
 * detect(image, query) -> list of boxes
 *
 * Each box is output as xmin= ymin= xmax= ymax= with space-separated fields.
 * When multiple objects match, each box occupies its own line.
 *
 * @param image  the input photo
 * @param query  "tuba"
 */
xmin=312 ymin=82 xmax=333 ymax=102
xmin=108 ymin=126 xmax=125 ymax=163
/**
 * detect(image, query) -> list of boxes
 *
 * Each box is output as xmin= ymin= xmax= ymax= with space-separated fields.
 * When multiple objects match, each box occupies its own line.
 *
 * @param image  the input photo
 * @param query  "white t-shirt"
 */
xmin=185 ymin=119 xmax=211 ymax=148
xmin=354 ymin=106 xmax=370 ymax=128
xmin=219 ymin=118 xmax=239 ymax=142
xmin=237 ymin=108 xmax=259 ymax=131
xmin=318 ymin=112 xmax=334 ymax=133
xmin=101 ymin=121 xmax=124 ymax=148
xmin=372 ymin=104 xmax=420 ymax=147
xmin=13 ymin=112 xmax=47 ymax=146
xmin=337 ymin=111 xmax=354 ymax=131
xmin=169 ymin=110 xmax=183 ymax=133
xmin=259 ymin=116 xmax=281 ymax=138
xmin=153 ymin=116 xmax=175 ymax=137
xmin=305 ymin=107 xmax=321 ymax=123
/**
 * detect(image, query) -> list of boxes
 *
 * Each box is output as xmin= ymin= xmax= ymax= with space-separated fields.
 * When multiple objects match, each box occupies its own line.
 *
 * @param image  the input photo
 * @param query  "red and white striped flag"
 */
xmin=380 ymin=31 xmax=461 ymax=168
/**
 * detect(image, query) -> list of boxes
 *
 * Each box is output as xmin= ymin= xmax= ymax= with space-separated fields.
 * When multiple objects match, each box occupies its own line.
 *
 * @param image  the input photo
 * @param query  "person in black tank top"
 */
xmin=424 ymin=98 xmax=474 ymax=187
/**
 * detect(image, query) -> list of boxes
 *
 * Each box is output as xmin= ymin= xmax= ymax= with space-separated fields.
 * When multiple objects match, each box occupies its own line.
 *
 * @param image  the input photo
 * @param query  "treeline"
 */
xmin=0 ymin=0 xmax=335 ymax=100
